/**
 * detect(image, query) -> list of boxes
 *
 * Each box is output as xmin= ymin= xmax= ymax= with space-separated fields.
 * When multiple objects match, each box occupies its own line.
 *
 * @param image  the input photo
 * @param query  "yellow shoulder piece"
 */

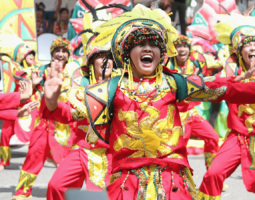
xmin=66 ymin=86 xmax=88 ymax=121
xmin=165 ymin=75 xmax=177 ymax=91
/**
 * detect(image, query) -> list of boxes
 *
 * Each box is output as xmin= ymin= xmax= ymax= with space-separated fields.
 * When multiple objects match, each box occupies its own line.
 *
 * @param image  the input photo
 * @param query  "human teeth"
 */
xmin=142 ymin=55 xmax=152 ymax=59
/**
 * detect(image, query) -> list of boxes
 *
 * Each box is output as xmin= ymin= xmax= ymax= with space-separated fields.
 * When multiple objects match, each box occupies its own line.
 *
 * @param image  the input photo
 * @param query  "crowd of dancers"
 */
xmin=1 ymin=3 xmax=255 ymax=200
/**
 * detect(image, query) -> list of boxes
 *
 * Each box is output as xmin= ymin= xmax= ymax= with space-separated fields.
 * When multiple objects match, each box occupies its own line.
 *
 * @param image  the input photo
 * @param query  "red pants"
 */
xmin=198 ymin=131 xmax=255 ymax=199
xmin=47 ymin=147 xmax=112 ymax=200
xmin=14 ymin=119 xmax=73 ymax=197
xmin=0 ymin=120 xmax=14 ymax=166
xmin=0 ymin=110 xmax=38 ymax=166
xmin=184 ymin=116 xmax=219 ymax=168
xmin=107 ymin=164 xmax=196 ymax=200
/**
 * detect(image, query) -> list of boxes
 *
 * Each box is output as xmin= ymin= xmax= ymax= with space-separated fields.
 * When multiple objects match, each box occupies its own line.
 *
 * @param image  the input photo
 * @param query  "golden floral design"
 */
xmin=238 ymin=104 xmax=255 ymax=133
xmin=114 ymin=103 xmax=183 ymax=158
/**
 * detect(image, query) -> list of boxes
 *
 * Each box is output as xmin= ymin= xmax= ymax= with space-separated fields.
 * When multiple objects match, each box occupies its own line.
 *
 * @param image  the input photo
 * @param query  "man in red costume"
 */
xmin=42 ymin=5 xmax=255 ymax=200
xmin=12 ymin=37 xmax=78 ymax=200
xmin=0 ymin=80 xmax=38 ymax=122
xmin=198 ymin=13 xmax=255 ymax=199
xmin=170 ymin=35 xmax=221 ymax=169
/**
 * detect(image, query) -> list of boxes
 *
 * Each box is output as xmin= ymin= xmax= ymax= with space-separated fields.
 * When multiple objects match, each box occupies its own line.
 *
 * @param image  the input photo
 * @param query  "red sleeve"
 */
xmin=205 ymin=77 xmax=255 ymax=104
xmin=177 ymin=100 xmax=200 ymax=112
xmin=40 ymin=96 xmax=75 ymax=124
xmin=0 ymin=92 xmax=20 ymax=110
xmin=0 ymin=110 xmax=18 ymax=121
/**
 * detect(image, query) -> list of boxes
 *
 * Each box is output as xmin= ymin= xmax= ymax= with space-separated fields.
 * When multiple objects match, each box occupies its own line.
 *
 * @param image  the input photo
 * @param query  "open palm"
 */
xmin=44 ymin=61 xmax=63 ymax=111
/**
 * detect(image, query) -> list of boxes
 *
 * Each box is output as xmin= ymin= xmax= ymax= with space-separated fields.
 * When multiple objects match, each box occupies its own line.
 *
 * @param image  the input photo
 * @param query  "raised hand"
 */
xmin=17 ymin=101 xmax=39 ymax=118
xmin=44 ymin=61 xmax=63 ymax=111
xmin=20 ymin=80 xmax=33 ymax=103
xmin=235 ymin=57 xmax=255 ymax=81
xmin=31 ymin=70 xmax=43 ymax=88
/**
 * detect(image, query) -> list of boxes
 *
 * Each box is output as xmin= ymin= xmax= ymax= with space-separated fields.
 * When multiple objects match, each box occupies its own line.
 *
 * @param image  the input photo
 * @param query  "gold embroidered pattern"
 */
xmin=186 ymin=86 xmax=227 ymax=102
xmin=184 ymin=167 xmax=198 ymax=200
xmin=84 ymin=148 xmax=108 ymax=189
xmin=238 ymin=104 xmax=255 ymax=133
xmin=204 ymin=152 xmax=216 ymax=168
xmin=249 ymin=136 xmax=255 ymax=169
xmin=197 ymin=190 xmax=221 ymax=200
xmin=54 ymin=122 xmax=71 ymax=147
xmin=0 ymin=146 xmax=11 ymax=164
xmin=15 ymin=170 xmax=37 ymax=193
xmin=78 ymin=125 xmax=99 ymax=144
xmin=114 ymin=103 xmax=184 ymax=158
xmin=67 ymin=87 xmax=88 ymax=121
xmin=18 ymin=114 xmax=32 ymax=132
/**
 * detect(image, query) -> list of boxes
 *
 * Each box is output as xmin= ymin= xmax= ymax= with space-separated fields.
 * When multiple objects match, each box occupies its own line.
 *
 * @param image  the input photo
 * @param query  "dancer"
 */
xmin=12 ymin=37 xmax=78 ymax=200
xmin=0 ymin=31 xmax=41 ymax=170
xmin=44 ymin=12 xmax=121 ymax=200
xmin=43 ymin=5 xmax=255 ymax=200
xmin=170 ymin=35 xmax=220 ymax=169
xmin=198 ymin=11 xmax=255 ymax=199
xmin=0 ymin=80 xmax=38 ymax=120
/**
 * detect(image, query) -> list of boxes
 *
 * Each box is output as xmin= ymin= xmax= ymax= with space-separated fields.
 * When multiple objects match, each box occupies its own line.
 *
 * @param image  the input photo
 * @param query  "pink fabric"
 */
xmin=47 ymin=148 xmax=112 ymax=200
xmin=199 ymin=131 xmax=255 ymax=197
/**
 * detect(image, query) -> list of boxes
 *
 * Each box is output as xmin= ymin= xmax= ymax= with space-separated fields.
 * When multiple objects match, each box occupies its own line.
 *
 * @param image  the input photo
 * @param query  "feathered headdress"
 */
xmin=0 ymin=29 xmax=34 ymax=64
xmin=214 ymin=6 xmax=255 ymax=55
xmin=214 ymin=6 xmax=255 ymax=71
xmin=95 ymin=4 xmax=178 ymax=87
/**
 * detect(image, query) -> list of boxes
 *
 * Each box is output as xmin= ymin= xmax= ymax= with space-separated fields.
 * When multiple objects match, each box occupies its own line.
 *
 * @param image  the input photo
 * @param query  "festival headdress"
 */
xmin=214 ymin=6 xmax=255 ymax=70
xmin=95 ymin=4 xmax=178 ymax=88
xmin=0 ymin=29 xmax=35 ymax=64
xmin=50 ymin=37 xmax=71 ymax=56
xmin=173 ymin=35 xmax=191 ymax=49
xmin=78 ymin=1 xmax=131 ymax=83
xmin=215 ymin=7 xmax=255 ymax=53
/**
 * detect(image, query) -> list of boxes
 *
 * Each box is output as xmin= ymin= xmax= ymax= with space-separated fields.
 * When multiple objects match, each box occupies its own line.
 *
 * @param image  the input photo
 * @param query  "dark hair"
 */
xmin=36 ymin=2 xmax=45 ymax=12
xmin=60 ymin=8 xmax=69 ymax=14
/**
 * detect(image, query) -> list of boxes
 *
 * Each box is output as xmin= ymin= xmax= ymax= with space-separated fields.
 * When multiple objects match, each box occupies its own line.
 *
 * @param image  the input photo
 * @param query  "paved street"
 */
xmin=0 ymin=145 xmax=254 ymax=200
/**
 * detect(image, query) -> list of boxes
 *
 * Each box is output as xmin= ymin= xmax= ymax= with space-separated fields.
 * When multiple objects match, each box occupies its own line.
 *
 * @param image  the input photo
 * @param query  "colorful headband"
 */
xmin=14 ymin=44 xmax=35 ymax=64
xmin=50 ymin=37 xmax=71 ymax=56
xmin=173 ymin=35 xmax=191 ymax=48
xmin=214 ymin=12 xmax=255 ymax=55
xmin=122 ymin=28 xmax=166 ymax=62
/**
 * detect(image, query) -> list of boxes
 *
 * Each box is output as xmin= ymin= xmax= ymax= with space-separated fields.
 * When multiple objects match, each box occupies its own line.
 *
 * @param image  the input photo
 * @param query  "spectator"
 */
xmin=36 ymin=3 xmax=48 ymax=36
xmin=170 ymin=0 xmax=187 ymax=35
xmin=52 ymin=8 xmax=69 ymax=37
xmin=159 ymin=0 xmax=173 ymax=14
xmin=39 ymin=0 xmax=62 ymax=32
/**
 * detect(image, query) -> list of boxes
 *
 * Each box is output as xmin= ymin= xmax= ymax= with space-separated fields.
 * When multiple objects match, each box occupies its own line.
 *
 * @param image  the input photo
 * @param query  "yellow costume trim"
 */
xmin=11 ymin=195 xmax=32 ymax=200
xmin=84 ymin=148 xmax=108 ymax=189
xmin=197 ymin=190 xmax=221 ymax=200
xmin=114 ymin=103 xmax=184 ymax=158
xmin=54 ymin=122 xmax=71 ymax=147
xmin=18 ymin=113 xmax=32 ymax=132
xmin=204 ymin=152 xmax=216 ymax=168
xmin=67 ymin=86 xmax=88 ymax=121
xmin=0 ymin=146 xmax=11 ymax=164
xmin=249 ymin=136 xmax=255 ymax=169
xmin=238 ymin=104 xmax=255 ymax=133
xmin=15 ymin=170 xmax=37 ymax=193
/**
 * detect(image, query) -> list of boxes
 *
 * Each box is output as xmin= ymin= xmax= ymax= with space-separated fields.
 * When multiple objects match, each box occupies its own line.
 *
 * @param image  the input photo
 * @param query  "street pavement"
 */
xmin=0 ymin=145 xmax=254 ymax=200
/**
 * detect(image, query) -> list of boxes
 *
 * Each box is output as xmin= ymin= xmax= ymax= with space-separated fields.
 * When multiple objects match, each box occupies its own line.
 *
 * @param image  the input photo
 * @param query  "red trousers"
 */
xmin=184 ymin=115 xmax=219 ymax=168
xmin=107 ymin=164 xmax=196 ymax=200
xmin=0 ymin=110 xmax=38 ymax=166
xmin=198 ymin=131 xmax=255 ymax=199
xmin=47 ymin=147 xmax=112 ymax=200
xmin=14 ymin=119 xmax=73 ymax=197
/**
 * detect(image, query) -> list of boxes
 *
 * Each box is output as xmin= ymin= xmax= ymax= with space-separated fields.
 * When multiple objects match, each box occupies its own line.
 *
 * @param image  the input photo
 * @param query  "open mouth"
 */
xmin=248 ymin=54 xmax=255 ymax=60
xmin=179 ymin=53 xmax=187 ymax=58
xmin=141 ymin=54 xmax=153 ymax=66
